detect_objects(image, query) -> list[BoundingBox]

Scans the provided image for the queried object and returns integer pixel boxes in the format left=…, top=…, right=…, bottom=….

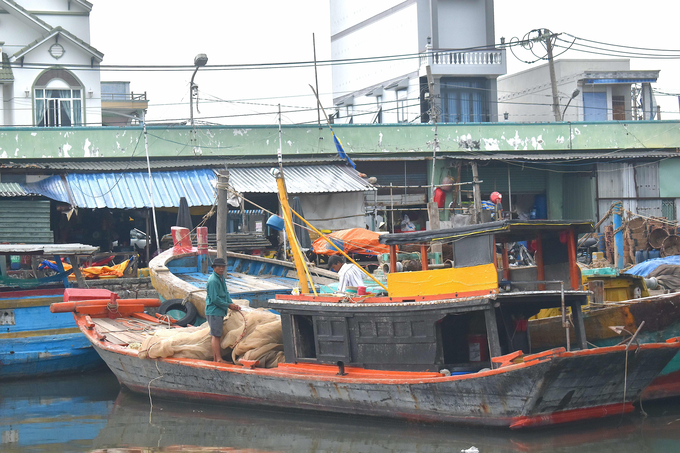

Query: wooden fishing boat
left=0, top=243, right=108, bottom=379
left=529, top=291, right=680, bottom=400
left=149, top=226, right=337, bottom=315
left=59, top=217, right=680, bottom=429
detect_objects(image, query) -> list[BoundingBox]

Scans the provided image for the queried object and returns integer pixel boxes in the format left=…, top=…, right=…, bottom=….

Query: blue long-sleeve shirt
left=204, top=271, right=233, bottom=317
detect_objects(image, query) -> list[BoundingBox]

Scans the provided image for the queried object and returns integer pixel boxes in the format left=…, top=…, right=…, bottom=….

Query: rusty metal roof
left=228, top=165, right=375, bottom=194
left=444, top=150, right=680, bottom=161
left=0, top=156, right=344, bottom=171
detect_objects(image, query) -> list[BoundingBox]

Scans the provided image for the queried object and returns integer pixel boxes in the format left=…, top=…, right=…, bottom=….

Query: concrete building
left=497, top=59, right=660, bottom=123
left=0, top=0, right=104, bottom=127
left=330, top=0, right=505, bottom=124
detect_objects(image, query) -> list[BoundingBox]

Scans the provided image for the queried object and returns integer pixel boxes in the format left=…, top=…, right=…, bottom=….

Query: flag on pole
left=330, top=126, right=355, bottom=168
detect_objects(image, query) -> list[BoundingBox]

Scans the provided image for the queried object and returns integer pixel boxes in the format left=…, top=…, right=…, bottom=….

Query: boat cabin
left=270, top=220, right=594, bottom=373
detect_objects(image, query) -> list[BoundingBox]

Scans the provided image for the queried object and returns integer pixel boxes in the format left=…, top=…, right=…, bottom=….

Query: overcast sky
left=89, top=0, right=680, bottom=124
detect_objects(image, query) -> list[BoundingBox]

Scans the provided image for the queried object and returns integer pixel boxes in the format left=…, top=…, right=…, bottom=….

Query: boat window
left=437, top=312, right=489, bottom=371
left=292, top=315, right=317, bottom=359
left=452, top=235, right=493, bottom=267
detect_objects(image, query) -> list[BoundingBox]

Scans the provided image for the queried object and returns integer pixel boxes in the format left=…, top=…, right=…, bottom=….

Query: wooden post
left=70, top=256, right=86, bottom=288
left=420, top=244, right=429, bottom=271
left=567, top=229, right=579, bottom=290
left=389, top=245, right=398, bottom=273
left=535, top=234, right=545, bottom=290
left=501, top=241, right=510, bottom=281
left=484, top=304, right=502, bottom=366
left=571, top=301, right=588, bottom=350
left=216, top=169, right=229, bottom=259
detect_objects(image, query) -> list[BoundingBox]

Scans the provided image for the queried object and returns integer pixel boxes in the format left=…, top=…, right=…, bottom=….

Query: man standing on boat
left=205, top=257, right=241, bottom=363
left=328, top=255, right=364, bottom=292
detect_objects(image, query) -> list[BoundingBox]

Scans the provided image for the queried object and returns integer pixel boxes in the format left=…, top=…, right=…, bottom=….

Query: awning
left=228, top=165, right=374, bottom=194
left=66, top=169, right=216, bottom=209
left=8, top=164, right=374, bottom=210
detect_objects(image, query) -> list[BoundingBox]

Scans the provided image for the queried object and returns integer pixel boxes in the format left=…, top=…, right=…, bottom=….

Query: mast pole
left=275, top=106, right=310, bottom=294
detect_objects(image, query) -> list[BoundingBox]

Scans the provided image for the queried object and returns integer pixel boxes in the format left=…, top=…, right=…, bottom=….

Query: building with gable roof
left=0, top=0, right=104, bottom=127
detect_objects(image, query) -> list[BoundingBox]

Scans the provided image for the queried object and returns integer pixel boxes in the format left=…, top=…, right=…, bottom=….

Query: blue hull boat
left=0, top=288, right=103, bottom=380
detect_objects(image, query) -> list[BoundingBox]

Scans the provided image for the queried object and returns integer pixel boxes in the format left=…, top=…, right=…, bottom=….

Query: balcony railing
left=101, top=92, right=147, bottom=102
left=419, top=49, right=504, bottom=67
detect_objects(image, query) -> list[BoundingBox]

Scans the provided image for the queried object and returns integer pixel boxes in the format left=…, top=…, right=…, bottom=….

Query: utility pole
left=313, top=33, right=322, bottom=130
left=471, top=162, right=482, bottom=224
left=425, top=65, right=442, bottom=264
left=216, top=168, right=229, bottom=259
left=543, top=29, right=562, bottom=122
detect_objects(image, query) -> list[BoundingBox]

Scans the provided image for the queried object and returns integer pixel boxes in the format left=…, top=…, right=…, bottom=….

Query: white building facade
left=330, top=0, right=506, bottom=124
left=0, top=0, right=103, bottom=128
left=497, top=59, right=660, bottom=123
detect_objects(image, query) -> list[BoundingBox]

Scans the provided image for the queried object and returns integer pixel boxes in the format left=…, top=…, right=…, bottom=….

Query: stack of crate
left=626, top=217, right=647, bottom=264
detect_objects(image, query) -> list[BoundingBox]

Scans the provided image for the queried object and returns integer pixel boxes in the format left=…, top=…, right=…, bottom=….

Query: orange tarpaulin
left=48, top=260, right=131, bottom=280
left=312, top=228, right=392, bottom=256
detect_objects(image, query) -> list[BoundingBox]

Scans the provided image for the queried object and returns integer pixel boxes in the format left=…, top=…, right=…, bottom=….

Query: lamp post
left=189, top=53, right=208, bottom=127
left=562, top=88, right=581, bottom=120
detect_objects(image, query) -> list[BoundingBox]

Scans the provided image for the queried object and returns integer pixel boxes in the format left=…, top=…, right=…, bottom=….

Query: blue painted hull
left=0, top=289, right=104, bottom=380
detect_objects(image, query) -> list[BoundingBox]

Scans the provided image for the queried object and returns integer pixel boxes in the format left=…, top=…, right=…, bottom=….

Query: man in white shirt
left=328, top=255, right=365, bottom=292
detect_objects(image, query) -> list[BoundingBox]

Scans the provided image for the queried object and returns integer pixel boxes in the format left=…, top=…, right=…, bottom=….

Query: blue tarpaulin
left=625, top=256, right=680, bottom=276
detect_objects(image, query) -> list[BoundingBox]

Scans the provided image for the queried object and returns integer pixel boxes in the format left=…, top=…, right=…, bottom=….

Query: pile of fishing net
left=138, top=307, right=284, bottom=368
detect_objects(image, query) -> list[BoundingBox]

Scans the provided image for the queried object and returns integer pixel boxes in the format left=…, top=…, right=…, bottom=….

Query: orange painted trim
left=51, top=299, right=160, bottom=313
left=275, top=289, right=498, bottom=304
left=510, top=403, right=634, bottom=429
left=131, top=312, right=164, bottom=323
left=76, top=304, right=145, bottom=316
left=567, top=229, right=579, bottom=290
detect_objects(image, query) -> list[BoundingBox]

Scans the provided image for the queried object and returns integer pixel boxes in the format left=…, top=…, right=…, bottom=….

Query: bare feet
left=214, top=357, right=228, bottom=363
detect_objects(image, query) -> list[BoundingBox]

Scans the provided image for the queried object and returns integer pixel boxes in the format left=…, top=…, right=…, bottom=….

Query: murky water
left=2, top=370, right=680, bottom=453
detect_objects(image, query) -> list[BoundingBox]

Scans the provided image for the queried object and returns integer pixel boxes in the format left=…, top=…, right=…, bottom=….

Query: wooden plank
left=485, top=305, right=502, bottom=366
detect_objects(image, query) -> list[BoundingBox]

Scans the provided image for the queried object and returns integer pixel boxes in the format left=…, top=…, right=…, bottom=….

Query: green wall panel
left=2, top=121, right=680, bottom=160
left=660, top=159, right=680, bottom=198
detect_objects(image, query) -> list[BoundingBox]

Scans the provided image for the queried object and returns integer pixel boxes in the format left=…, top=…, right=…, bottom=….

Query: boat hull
left=529, top=292, right=680, bottom=400
left=0, top=289, right=103, bottom=379
left=81, top=316, right=679, bottom=429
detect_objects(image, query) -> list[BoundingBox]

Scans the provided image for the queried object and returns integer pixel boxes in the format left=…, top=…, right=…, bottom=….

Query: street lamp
left=562, top=88, right=580, bottom=120
left=189, top=53, right=208, bottom=127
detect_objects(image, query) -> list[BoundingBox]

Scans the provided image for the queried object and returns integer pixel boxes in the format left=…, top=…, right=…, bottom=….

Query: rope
left=232, top=309, right=248, bottom=348
left=148, top=361, right=164, bottom=424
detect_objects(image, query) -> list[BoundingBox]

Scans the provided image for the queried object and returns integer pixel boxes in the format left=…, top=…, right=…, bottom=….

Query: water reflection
left=0, top=371, right=119, bottom=452
left=96, top=390, right=680, bottom=453
left=2, top=371, right=680, bottom=453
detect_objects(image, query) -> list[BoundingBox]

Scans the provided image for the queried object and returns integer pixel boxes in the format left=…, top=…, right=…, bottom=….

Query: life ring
left=157, top=299, right=198, bottom=327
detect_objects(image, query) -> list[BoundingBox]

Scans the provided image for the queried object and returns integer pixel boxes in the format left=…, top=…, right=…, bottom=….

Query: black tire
left=158, top=298, right=198, bottom=327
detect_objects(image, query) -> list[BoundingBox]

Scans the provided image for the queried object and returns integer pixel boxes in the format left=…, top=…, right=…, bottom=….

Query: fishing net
left=139, top=307, right=284, bottom=368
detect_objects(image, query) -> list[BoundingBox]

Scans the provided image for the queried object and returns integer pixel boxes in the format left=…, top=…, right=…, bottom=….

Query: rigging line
left=557, top=37, right=680, bottom=58
left=553, top=43, right=680, bottom=60
left=563, top=33, right=680, bottom=53
left=67, top=129, right=145, bottom=199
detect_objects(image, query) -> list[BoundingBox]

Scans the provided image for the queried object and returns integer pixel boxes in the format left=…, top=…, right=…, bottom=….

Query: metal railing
left=100, top=92, right=147, bottom=102
left=420, top=49, right=503, bottom=67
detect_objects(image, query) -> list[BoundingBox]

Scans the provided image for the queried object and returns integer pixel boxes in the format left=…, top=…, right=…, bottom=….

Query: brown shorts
left=206, top=315, right=224, bottom=337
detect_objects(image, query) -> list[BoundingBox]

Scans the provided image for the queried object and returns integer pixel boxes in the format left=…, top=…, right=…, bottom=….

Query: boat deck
left=91, top=317, right=175, bottom=346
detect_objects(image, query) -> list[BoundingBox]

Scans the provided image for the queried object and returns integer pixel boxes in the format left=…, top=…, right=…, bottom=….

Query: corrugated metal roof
left=229, top=165, right=375, bottom=194
left=67, top=169, right=217, bottom=209
left=0, top=182, right=33, bottom=197
left=0, top=156, right=344, bottom=171
left=24, top=175, right=70, bottom=203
